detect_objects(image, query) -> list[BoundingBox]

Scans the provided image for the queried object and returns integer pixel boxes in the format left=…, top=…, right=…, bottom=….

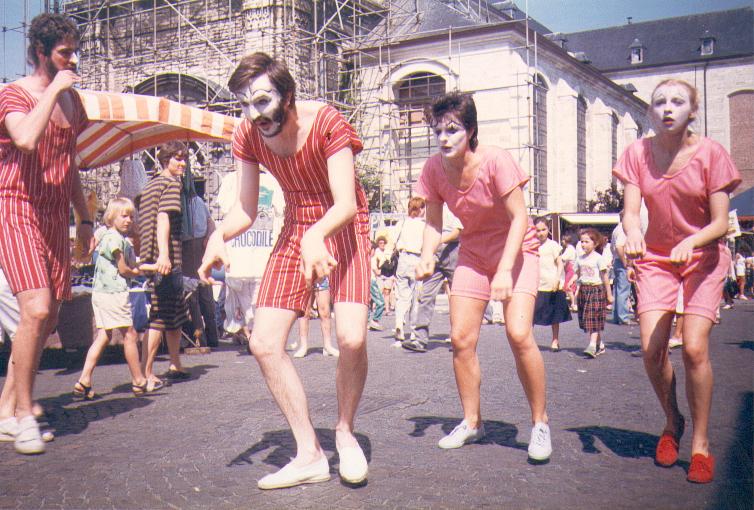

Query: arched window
left=396, top=72, right=446, bottom=126
left=532, top=75, right=548, bottom=210
left=577, top=96, right=587, bottom=211
left=394, top=72, right=446, bottom=180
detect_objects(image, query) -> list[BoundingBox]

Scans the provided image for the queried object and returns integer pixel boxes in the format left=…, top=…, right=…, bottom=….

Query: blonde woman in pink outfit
left=614, top=79, right=741, bottom=484
left=414, top=92, right=551, bottom=462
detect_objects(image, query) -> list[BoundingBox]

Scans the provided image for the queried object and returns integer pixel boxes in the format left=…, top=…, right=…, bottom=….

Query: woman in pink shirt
left=615, top=79, right=741, bottom=484
left=415, top=92, right=551, bottom=462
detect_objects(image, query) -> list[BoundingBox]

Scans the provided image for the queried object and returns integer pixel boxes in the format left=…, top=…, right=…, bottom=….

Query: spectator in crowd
left=575, top=228, right=613, bottom=358
left=393, top=197, right=426, bottom=343
left=289, top=277, right=339, bottom=358
left=611, top=213, right=634, bottom=325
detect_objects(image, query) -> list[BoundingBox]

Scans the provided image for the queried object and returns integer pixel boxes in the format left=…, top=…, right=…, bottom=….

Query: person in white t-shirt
left=532, top=218, right=571, bottom=352
left=216, top=170, right=284, bottom=343
left=393, top=196, right=426, bottom=343
left=575, top=228, right=613, bottom=358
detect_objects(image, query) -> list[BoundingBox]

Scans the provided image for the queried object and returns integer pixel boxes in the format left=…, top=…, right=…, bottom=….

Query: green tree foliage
left=357, top=164, right=393, bottom=212
left=587, top=183, right=624, bottom=212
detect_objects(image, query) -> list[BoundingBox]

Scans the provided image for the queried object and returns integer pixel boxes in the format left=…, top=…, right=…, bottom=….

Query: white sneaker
left=14, top=415, right=45, bottom=455
left=257, top=455, right=330, bottom=490
left=528, top=422, right=552, bottom=461
left=438, top=420, right=485, bottom=449
left=668, top=337, right=683, bottom=349
left=0, top=416, right=18, bottom=442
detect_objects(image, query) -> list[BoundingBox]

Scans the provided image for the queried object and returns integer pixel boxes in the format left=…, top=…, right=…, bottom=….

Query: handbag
left=380, top=219, right=405, bottom=277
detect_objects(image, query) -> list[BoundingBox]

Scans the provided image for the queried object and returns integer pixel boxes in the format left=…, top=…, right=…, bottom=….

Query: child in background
left=575, top=228, right=613, bottom=358
left=73, top=198, right=148, bottom=398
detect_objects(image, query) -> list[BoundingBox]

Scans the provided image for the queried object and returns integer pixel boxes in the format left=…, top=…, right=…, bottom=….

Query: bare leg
left=165, top=328, right=183, bottom=372
left=11, top=289, right=58, bottom=419
left=318, top=290, right=338, bottom=356
left=78, top=328, right=112, bottom=387
left=332, top=302, right=368, bottom=447
left=143, top=328, right=163, bottom=386
left=294, top=311, right=310, bottom=358
left=122, top=327, right=146, bottom=386
left=550, top=323, right=560, bottom=350
left=448, top=296, right=486, bottom=429
left=640, top=311, right=683, bottom=435
left=682, top=314, right=714, bottom=456
left=0, top=354, right=16, bottom=418
left=504, top=293, right=548, bottom=424
left=249, top=307, right=325, bottom=464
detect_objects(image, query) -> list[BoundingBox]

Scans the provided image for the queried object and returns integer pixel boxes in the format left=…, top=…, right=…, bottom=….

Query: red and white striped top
left=232, top=104, right=369, bottom=232
left=0, top=84, right=88, bottom=217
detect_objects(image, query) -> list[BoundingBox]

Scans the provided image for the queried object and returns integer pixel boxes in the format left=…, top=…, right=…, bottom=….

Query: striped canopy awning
left=75, top=89, right=240, bottom=169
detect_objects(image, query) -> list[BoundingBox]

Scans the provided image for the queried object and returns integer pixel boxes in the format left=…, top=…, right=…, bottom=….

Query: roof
left=562, top=7, right=754, bottom=72
left=362, top=0, right=552, bottom=46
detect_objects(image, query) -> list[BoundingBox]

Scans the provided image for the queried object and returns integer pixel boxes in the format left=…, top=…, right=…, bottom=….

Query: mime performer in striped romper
left=0, top=14, right=92, bottom=455
left=199, top=53, right=371, bottom=490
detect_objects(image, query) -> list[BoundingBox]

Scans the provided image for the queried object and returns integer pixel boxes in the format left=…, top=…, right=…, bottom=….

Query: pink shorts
left=451, top=250, right=539, bottom=300
left=634, top=245, right=729, bottom=322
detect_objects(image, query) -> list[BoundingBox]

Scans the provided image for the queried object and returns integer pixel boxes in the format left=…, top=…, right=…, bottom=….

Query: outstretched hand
left=198, top=231, right=229, bottom=284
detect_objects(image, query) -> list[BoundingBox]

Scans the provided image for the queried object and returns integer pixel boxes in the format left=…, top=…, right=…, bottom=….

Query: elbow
left=14, top=139, right=36, bottom=154
left=343, top=201, right=358, bottom=221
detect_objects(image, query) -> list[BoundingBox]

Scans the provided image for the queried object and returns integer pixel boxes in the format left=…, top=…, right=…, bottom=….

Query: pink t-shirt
left=613, top=137, right=741, bottom=255
left=415, top=145, right=538, bottom=274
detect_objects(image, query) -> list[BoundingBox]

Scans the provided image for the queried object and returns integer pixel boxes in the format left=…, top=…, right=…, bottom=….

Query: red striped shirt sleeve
left=320, top=105, right=363, bottom=159
left=231, top=119, right=260, bottom=164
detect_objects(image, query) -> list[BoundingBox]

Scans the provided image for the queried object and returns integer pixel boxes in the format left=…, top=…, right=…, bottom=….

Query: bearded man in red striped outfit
left=0, top=13, right=92, bottom=455
left=199, top=53, right=370, bottom=489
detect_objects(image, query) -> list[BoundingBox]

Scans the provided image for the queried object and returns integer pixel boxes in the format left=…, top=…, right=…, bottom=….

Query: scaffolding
left=5, top=0, right=545, bottom=214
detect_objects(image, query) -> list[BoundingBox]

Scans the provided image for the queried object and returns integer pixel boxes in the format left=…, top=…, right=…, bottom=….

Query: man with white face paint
left=200, top=52, right=371, bottom=489
left=0, top=13, right=91, bottom=455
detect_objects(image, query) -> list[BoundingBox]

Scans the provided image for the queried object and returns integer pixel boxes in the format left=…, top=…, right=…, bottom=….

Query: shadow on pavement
left=712, top=391, right=753, bottom=509
left=725, top=340, right=754, bottom=351
left=407, top=416, right=527, bottom=451
left=565, top=425, right=678, bottom=464
left=36, top=394, right=153, bottom=438
left=228, top=428, right=372, bottom=471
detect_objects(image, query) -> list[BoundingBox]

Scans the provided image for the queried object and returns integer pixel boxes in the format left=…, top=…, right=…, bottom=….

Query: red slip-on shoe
left=655, top=416, right=685, bottom=467
left=687, top=453, right=715, bottom=484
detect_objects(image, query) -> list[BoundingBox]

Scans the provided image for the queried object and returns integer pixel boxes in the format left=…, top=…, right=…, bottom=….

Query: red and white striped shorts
left=0, top=200, right=71, bottom=301
left=256, top=222, right=370, bottom=313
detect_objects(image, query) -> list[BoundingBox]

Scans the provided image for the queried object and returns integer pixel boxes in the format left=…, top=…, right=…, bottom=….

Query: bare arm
left=3, top=73, right=80, bottom=152
left=622, top=183, right=645, bottom=258
left=670, top=191, right=730, bottom=264
left=299, top=147, right=359, bottom=284
left=155, top=212, right=172, bottom=275
left=71, top=166, right=93, bottom=258
left=440, top=226, right=460, bottom=244
left=114, top=250, right=140, bottom=279
left=555, top=255, right=564, bottom=288
left=601, top=268, right=613, bottom=303
left=198, top=159, right=260, bottom=282
left=490, top=186, right=528, bottom=301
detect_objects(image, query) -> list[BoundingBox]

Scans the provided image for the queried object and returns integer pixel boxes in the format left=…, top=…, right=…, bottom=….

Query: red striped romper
left=232, top=104, right=371, bottom=313
left=0, top=84, right=87, bottom=301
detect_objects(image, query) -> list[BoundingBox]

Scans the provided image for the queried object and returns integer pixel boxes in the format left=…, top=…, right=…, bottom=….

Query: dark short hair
left=157, top=141, right=187, bottom=167
left=579, top=228, right=605, bottom=251
left=426, top=92, right=479, bottom=150
left=534, top=216, right=550, bottom=228
left=228, top=52, right=296, bottom=108
left=27, top=13, right=80, bottom=67
left=407, top=196, right=426, bottom=218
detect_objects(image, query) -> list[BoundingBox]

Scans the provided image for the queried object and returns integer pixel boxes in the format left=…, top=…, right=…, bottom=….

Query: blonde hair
left=650, top=79, right=700, bottom=120
left=103, top=197, right=135, bottom=227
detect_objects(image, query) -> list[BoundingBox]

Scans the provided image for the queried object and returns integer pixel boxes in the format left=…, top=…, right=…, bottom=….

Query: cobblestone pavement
left=0, top=298, right=751, bottom=509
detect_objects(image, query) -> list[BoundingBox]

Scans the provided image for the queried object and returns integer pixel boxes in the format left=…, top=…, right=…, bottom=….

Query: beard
left=255, top=102, right=288, bottom=138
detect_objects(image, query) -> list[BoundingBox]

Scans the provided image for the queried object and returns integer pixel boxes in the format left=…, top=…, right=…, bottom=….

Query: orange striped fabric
left=75, top=90, right=239, bottom=169
left=232, top=104, right=371, bottom=312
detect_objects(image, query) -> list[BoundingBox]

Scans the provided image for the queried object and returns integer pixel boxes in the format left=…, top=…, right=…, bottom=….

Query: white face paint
left=432, top=113, right=470, bottom=160
left=236, top=74, right=286, bottom=137
left=650, top=84, right=695, bottom=134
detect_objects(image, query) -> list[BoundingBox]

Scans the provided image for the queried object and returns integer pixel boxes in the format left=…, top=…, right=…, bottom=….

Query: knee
left=450, top=332, right=476, bottom=358
left=337, top=331, right=366, bottom=353
left=22, top=303, right=52, bottom=326
left=642, top=344, right=668, bottom=367
left=247, top=335, right=281, bottom=359
left=681, top=343, right=708, bottom=368
left=505, top=324, right=533, bottom=352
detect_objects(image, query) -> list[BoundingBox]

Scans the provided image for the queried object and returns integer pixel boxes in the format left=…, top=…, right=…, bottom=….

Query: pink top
left=415, top=145, right=538, bottom=273
left=613, top=137, right=741, bottom=255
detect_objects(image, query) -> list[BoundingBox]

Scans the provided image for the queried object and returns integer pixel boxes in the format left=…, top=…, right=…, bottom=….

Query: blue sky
left=1, top=0, right=751, bottom=82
